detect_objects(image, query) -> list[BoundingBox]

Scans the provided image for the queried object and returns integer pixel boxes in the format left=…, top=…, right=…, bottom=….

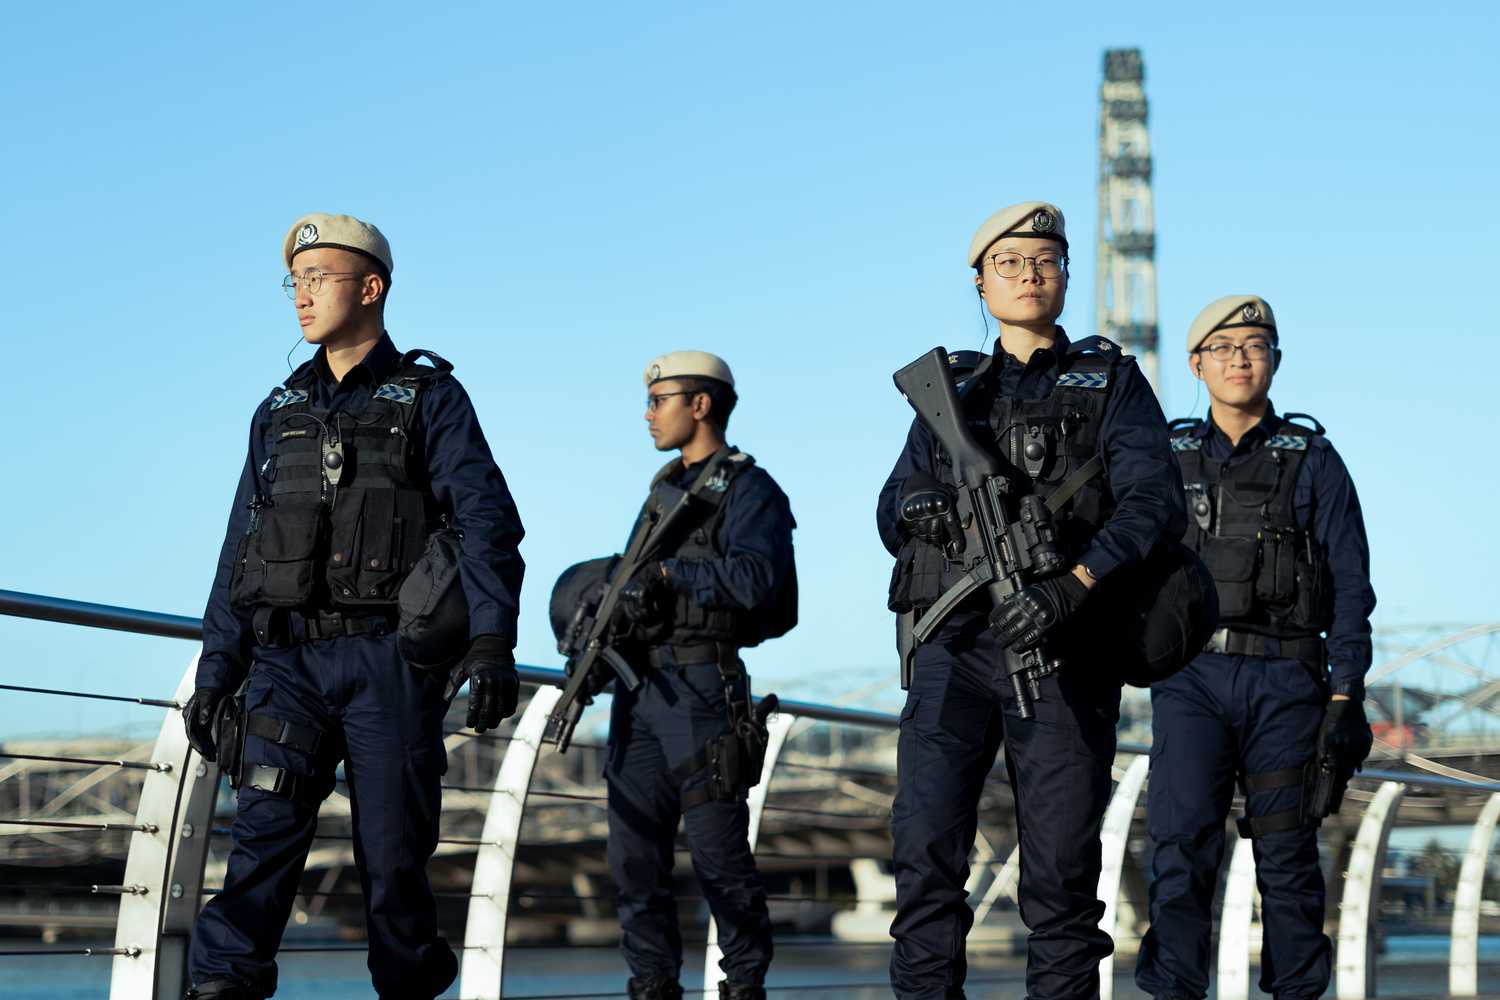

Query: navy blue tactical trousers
left=605, top=655, right=773, bottom=984
left=890, top=625, right=1120, bottom=1000
left=189, top=633, right=457, bottom=1000
left=1135, top=653, right=1330, bottom=1000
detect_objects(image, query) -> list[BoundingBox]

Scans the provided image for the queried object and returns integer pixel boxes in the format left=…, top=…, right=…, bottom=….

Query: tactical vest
left=228, top=350, right=452, bottom=614
left=642, top=451, right=797, bottom=648
left=894, top=337, right=1122, bottom=612
left=1171, top=416, right=1332, bottom=638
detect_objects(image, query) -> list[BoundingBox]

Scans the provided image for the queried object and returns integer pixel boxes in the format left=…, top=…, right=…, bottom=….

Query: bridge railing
left=3, top=587, right=1500, bottom=1000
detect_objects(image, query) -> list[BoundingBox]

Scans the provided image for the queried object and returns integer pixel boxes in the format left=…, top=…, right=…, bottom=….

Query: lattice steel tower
left=1095, top=48, right=1160, bottom=392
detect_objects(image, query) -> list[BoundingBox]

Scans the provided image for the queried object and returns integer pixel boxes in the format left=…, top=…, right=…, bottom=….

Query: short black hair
left=675, top=376, right=738, bottom=430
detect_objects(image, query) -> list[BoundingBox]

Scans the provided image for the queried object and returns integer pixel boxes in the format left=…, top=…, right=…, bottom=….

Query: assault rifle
left=545, top=449, right=735, bottom=752
left=893, top=348, right=1071, bottom=719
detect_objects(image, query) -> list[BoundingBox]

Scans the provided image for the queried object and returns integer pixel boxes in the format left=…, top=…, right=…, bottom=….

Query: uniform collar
left=312, top=332, right=402, bottom=387
left=993, top=326, right=1069, bottom=377
left=1203, top=402, right=1280, bottom=451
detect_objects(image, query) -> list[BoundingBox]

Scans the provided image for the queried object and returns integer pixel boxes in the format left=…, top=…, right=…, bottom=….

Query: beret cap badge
left=649, top=364, right=662, bottom=380
left=1031, top=210, right=1056, bottom=234
left=1241, top=302, right=1261, bottom=323
left=296, top=223, right=319, bottom=247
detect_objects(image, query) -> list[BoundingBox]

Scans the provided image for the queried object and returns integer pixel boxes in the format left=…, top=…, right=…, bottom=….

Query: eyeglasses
left=986, top=252, right=1068, bottom=280
left=1196, top=341, right=1274, bottom=362
left=646, top=390, right=699, bottom=412
left=282, top=268, right=366, bottom=300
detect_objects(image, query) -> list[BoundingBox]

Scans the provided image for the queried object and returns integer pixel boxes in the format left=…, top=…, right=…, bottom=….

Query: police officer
left=1135, top=296, right=1375, bottom=1000
left=600, top=351, right=795, bottom=1000
left=180, top=213, right=526, bottom=1000
left=878, top=202, right=1186, bottom=999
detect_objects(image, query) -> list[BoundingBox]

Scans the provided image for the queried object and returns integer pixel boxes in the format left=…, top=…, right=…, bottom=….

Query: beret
left=1187, top=295, right=1277, bottom=352
left=967, top=201, right=1067, bottom=267
left=643, top=350, right=735, bottom=389
left=283, top=212, right=394, bottom=275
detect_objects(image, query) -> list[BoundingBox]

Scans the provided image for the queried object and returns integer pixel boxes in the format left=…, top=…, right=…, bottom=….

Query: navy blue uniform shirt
left=197, top=333, right=525, bottom=691
left=658, top=454, right=795, bottom=614
left=1183, top=406, right=1375, bottom=689
left=878, top=329, right=1186, bottom=585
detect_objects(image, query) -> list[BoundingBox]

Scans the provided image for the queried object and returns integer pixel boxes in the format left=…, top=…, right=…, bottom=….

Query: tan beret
left=1186, top=295, right=1278, bottom=353
left=643, top=350, right=735, bottom=389
left=967, top=201, right=1068, bottom=267
left=283, top=212, right=394, bottom=274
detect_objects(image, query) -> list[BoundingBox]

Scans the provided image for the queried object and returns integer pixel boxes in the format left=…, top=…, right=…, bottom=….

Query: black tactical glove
left=990, top=572, right=1090, bottom=653
left=182, top=687, right=225, bottom=761
left=1319, top=693, right=1373, bottom=772
left=898, top=472, right=963, bottom=549
left=617, top=562, right=671, bottom=625
left=447, top=635, right=520, bottom=734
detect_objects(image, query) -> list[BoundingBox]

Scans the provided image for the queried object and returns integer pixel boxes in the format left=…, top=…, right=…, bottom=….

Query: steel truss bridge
left=3, top=591, right=1500, bottom=998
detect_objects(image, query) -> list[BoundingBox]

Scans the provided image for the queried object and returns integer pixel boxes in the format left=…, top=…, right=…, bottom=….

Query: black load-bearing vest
left=1170, top=416, right=1332, bottom=638
left=638, top=450, right=797, bottom=648
left=895, top=337, right=1122, bottom=612
left=228, top=350, right=453, bottom=614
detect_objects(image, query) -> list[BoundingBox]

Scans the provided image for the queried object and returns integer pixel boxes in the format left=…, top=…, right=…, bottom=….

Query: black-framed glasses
left=646, top=390, right=699, bottom=412
left=986, top=251, right=1068, bottom=279
left=1196, top=341, right=1274, bottom=362
left=282, top=268, right=366, bottom=300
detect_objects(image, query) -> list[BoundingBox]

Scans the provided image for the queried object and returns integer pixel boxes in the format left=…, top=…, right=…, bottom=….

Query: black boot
left=184, top=978, right=263, bottom=1000
left=627, top=975, right=685, bottom=1000
left=719, top=981, right=767, bottom=1000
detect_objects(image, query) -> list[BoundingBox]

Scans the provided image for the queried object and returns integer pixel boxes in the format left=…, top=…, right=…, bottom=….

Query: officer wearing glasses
left=1135, top=295, right=1375, bottom=1000
left=181, top=213, right=526, bottom=999
left=590, top=351, right=795, bottom=1000
left=878, top=202, right=1185, bottom=999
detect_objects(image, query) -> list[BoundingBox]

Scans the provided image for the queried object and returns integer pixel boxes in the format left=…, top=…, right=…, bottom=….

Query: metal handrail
left=6, top=586, right=1500, bottom=792
left=9, top=586, right=1500, bottom=999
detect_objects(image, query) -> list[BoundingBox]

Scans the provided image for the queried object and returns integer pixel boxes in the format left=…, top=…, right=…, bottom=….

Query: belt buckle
left=1203, top=628, right=1229, bottom=654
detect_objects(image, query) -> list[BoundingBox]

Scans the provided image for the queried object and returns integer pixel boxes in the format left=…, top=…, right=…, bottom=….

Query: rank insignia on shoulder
left=1171, top=436, right=1203, bottom=452
left=270, top=388, right=309, bottom=411
left=704, top=468, right=733, bottom=493
left=1266, top=433, right=1309, bottom=451
left=1056, top=371, right=1109, bottom=389
left=374, top=383, right=417, bottom=405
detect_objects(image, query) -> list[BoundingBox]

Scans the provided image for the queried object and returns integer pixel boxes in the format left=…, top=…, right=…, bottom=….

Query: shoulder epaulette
left=269, top=387, right=309, bottom=411
left=1168, top=417, right=1205, bottom=452
left=1066, top=335, right=1123, bottom=360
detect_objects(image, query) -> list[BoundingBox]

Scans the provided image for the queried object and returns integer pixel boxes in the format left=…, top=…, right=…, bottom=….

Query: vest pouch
left=1199, top=534, right=1258, bottom=618
left=328, top=489, right=405, bottom=607
left=227, top=532, right=263, bottom=611
left=1255, top=529, right=1299, bottom=606
left=1291, top=554, right=1334, bottom=632
left=241, top=504, right=321, bottom=608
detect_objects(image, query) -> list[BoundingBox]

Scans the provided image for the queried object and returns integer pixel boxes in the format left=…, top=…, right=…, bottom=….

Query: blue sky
left=2, top=2, right=1497, bottom=737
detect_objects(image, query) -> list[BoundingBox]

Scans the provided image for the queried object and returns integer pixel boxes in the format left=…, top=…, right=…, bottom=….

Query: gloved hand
left=1319, top=695, right=1373, bottom=771
left=898, top=473, right=963, bottom=549
left=447, top=635, right=520, bottom=733
left=990, top=572, right=1090, bottom=652
left=182, top=687, right=225, bottom=761
left=616, top=562, right=670, bottom=625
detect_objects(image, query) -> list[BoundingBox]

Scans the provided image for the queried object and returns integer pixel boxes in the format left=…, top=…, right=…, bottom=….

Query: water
left=5, top=937, right=1499, bottom=998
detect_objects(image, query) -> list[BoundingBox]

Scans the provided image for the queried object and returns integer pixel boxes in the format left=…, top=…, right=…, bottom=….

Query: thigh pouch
left=216, top=689, right=326, bottom=808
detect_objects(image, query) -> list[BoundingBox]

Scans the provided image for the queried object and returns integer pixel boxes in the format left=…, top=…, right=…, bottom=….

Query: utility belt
left=645, top=641, right=737, bottom=673
left=251, top=607, right=398, bottom=648
left=1203, top=627, right=1325, bottom=666
left=213, top=681, right=325, bottom=808
left=651, top=641, right=779, bottom=811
